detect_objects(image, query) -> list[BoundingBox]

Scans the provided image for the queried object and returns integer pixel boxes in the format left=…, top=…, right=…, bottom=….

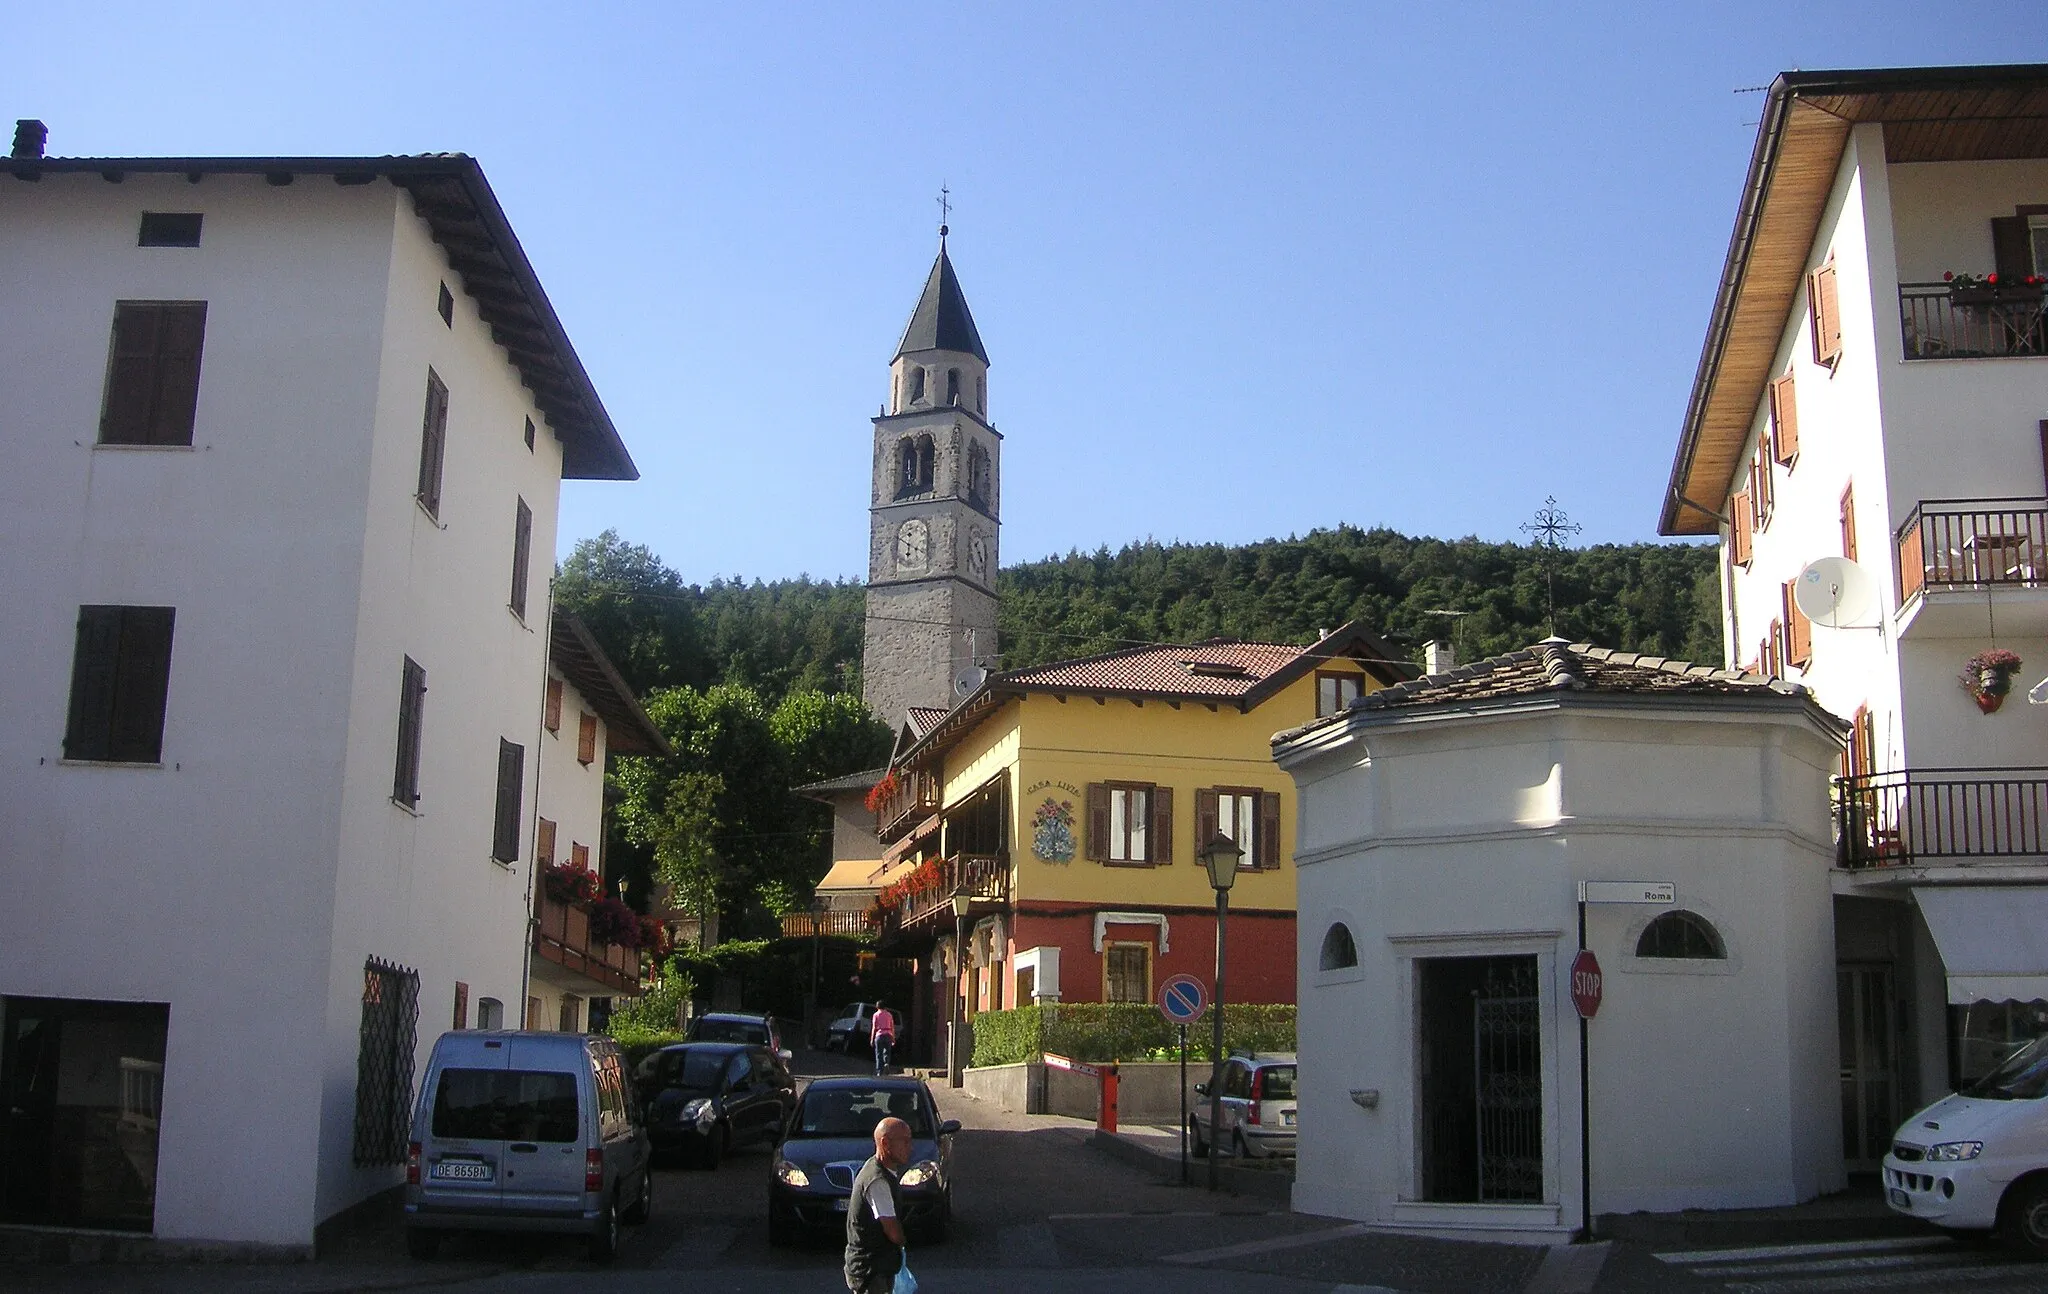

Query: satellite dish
left=2029, top=675, right=2048, bottom=706
left=1793, top=557, right=1878, bottom=629
left=954, top=666, right=987, bottom=698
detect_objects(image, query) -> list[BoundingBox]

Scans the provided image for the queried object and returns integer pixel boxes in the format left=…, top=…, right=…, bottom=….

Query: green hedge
left=606, top=1024, right=686, bottom=1074
left=969, top=1003, right=1295, bottom=1067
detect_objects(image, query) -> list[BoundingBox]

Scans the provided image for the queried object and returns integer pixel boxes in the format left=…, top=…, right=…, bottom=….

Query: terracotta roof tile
left=999, top=639, right=1311, bottom=699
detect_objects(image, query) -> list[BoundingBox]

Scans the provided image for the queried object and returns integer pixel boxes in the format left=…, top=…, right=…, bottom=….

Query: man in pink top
left=869, top=1002, right=897, bottom=1075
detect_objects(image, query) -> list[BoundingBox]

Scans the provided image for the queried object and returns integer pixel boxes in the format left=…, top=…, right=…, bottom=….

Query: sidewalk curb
left=1086, top=1129, right=1294, bottom=1204
left=1596, top=1206, right=1929, bottom=1248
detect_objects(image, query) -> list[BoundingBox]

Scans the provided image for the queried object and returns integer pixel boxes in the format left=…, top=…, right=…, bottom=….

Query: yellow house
left=859, top=623, right=1408, bottom=1063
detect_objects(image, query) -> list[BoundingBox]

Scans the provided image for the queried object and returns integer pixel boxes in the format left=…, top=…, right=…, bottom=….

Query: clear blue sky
left=13, top=4, right=2033, bottom=581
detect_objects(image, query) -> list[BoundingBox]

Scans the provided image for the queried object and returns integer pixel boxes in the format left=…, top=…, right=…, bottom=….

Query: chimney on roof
left=1423, top=640, right=1457, bottom=675
left=12, top=119, right=46, bottom=161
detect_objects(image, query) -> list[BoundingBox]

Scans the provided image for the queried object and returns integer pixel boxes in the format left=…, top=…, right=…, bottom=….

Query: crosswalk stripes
left=1652, top=1233, right=2046, bottom=1292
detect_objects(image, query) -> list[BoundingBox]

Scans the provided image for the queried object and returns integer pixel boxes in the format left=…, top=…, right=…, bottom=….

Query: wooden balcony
left=777, top=909, right=876, bottom=939
left=875, top=767, right=941, bottom=842
left=1900, top=282, right=2048, bottom=360
left=876, top=853, right=1008, bottom=944
left=1837, top=768, right=2048, bottom=868
left=533, top=894, right=642, bottom=995
left=1896, top=498, right=2048, bottom=604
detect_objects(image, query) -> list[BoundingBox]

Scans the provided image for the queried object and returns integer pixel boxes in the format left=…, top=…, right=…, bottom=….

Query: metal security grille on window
left=353, top=958, right=419, bottom=1166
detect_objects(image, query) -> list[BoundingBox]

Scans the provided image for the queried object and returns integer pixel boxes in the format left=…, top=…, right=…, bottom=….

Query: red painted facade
left=1008, top=902, right=1297, bottom=1005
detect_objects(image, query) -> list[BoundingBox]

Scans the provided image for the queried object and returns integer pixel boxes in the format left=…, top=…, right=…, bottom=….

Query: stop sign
left=1570, top=949, right=1603, bottom=1019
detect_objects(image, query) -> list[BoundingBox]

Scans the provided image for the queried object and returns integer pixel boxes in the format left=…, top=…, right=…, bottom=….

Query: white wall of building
left=1282, top=701, right=1845, bottom=1235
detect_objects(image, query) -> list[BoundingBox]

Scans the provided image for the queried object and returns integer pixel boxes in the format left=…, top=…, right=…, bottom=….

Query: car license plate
left=1888, top=1188, right=1911, bottom=1208
left=833, top=1197, right=850, bottom=1212
left=432, top=1159, right=493, bottom=1182
left=1282, top=1110, right=1296, bottom=1125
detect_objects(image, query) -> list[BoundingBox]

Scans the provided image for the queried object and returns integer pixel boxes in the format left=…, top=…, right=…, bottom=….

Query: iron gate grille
left=1474, top=989, right=1542, bottom=1202
left=352, top=957, right=420, bottom=1166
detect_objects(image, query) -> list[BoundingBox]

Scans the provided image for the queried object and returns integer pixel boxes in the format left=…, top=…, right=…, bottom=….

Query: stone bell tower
left=861, top=229, right=1000, bottom=727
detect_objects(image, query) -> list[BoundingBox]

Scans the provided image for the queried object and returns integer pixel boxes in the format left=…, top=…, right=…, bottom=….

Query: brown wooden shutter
left=1766, top=620, right=1784, bottom=678
left=1150, top=786, right=1173, bottom=864
left=394, top=657, right=426, bottom=804
left=1258, top=791, right=1282, bottom=869
left=63, top=606, right=124, bottom=759
left=1809, top=262, right=1842, bottom=365
left=1993, top=216, right=2032, bottom=281
left=537, top=817, right=557, bottom=866
left=1840, top=483, right=1858, bottom=560
left=577, top=712, right=598, bottom=765
left=511, top=497, right=533, bottom=618
left=1731, top=489, right=1753, bottom=566
left=150, top=303, right=206, bottom=446
left=544, top=678, right=563, bottom=732
left=1769, top=373, right=1799, bottom=465
left=492, top=739, right=524, bottom=863
left=1085, top=783, right=1109, bottom=861
left=417, top=370, right=448, bottom=515
left=1195, top=788, right=1219, bottom=853
left=100, top=305, right=160, bottom=445
left=1783, top=581, right=1812, bottom=669
left=570, top=841, right=590, bottom=871
left=452, top=982, right=469, bottom=1030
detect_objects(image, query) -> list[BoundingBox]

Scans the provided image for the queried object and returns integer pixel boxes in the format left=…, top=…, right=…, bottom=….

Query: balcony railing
left=877, top=853, right=1008, bottom=943
left=1836, top=768, right=2048, bottom=868
left=533, top=894, right=642, bottom=995
left=778, top=908, right=875, bottom=939
left=1900, top=282, right=2048, bottom=360
left=875, top=767, right=942, bottom=842
left=1896, top=498, right=2048, bottom=603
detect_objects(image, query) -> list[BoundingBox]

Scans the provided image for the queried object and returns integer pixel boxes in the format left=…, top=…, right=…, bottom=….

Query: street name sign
left=1159, top=974, right=1208, bottom=1024
left=1570, top=950, right=1603, bottom=1019
left=1578, top=881, right=1676, bottom=904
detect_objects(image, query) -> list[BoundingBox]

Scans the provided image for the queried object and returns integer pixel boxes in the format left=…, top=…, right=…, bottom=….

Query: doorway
left=1418, top=955, right=1542, bottom=1203
left=0, top=997, right=170, bottom=1231
left=1838, top=964, right=1898, bottom=1170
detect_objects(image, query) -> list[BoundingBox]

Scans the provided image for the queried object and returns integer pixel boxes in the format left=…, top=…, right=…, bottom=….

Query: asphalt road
left=6, top=1048, right=2047, bottom=1293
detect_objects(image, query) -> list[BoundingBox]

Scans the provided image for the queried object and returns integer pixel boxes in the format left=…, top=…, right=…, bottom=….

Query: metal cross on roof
left=1520, top=496, right=1582, bottom=636
left=937, top=184, right=952, bottom=239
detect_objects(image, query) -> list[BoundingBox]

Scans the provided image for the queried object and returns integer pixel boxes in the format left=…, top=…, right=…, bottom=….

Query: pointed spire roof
left=893, top=243, right=988, bottom=364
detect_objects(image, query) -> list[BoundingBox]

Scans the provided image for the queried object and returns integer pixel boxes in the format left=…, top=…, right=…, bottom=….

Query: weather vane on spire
left=937, top=183, right=951, bottom=241
left=1520, top=496, right=1583, bottom=637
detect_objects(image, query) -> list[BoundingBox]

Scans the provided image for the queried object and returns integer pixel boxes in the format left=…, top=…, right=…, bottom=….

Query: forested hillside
left=558, top=525, right=1723, bottom=703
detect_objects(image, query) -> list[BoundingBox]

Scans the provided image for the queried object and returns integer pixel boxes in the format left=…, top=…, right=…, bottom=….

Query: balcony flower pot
left=1944, top=272, right=2047, bottom=314
left=1961, top=648, right=2023, bottom=713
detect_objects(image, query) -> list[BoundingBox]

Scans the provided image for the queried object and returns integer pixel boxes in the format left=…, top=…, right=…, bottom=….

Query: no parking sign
left=1158, top=973, right=1207, bottom=1025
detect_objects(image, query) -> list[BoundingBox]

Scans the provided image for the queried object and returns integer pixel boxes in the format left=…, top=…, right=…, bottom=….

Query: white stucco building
left=1273, top=642, right=1848, bottom=1241
left=0, top=126, right=641, bottom=1251
left=1659, top=66, right=2048, bottom=1171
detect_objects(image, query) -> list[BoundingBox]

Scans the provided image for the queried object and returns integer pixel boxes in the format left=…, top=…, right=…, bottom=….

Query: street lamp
left=950, top=888, right=973, bottom=1089
left=1197, top=831, right=1243, bottom=1191
left=808, top=895, right=827, bottom=1047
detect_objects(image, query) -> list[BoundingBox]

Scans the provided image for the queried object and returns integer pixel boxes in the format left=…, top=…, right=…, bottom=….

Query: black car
left=686, top=1012, right=791, bottom=1061
left=636, top=1042, right=797, bottom=1169
left=767, top=1076, right=958, bottom=1246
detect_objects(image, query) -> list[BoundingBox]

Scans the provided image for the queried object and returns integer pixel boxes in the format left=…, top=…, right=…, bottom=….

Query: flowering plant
left=1944, top=270, right=2047, bottom=293
left=542, top=859, right=604, bottom=905
left=872, top=857, right=946, bottom=916
left=864, top=769, right=901, bottom=815
left=587, top=896, right=642, bottom=948
left=1961, top=648, right=2024, bottom=713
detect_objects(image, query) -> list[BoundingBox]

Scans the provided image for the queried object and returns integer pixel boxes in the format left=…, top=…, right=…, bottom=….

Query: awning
left=816, top=858, right=889, bottom=894
left=1913, top=887, right=2048, bottom=1004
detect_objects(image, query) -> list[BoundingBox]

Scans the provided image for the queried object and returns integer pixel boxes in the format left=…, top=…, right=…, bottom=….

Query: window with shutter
left=137, top=212, right=202, bottom=247
left=492, top=739, right=524, bottom=863
left=1092, top=782, right=1156, bottom=864
left=1764, top=621, right=1784, bottom=679
left=63, top=605, right=176, bottom=763
left=1259, top=790, right=1282, bottom=869
left=1782, top=581, right=1812, bottom=670
left=1809, top=261, right=1842, bottom=366
left=1085, top=783, right=1110, bottom=861
left=1840, top=483, right=1858, bottom=560
left=524, top=416, right=536, bottom=452
left=1730, top=490, right=1753, bottom=567
left=1210, top=787, right=1274, bottom=871
left=1751, top=445, right=1774, bottom=531
left=1769, top=373, right=1799, bottom=466
left=452, top=981, right=469, bottom=1030
left=437, top=282, right=455, bottom=328
left=1994, top=216, right=2034, bottom=281
left=510, top=497, right=533, bottom=619
left=393, top=657, right=427, bottom=806
left=570, top=841, right=590, bottom=872
left=416, top=370, right=449, bottom=517
left=577, top=712, right=598, bottom=765
left=1150, top=786, right=1174, bottom=863
left=537, top=817, right=557, bottom=866
left=99, top=302, right=207, bottom=446
left=544, top=678, right=563, bottom=733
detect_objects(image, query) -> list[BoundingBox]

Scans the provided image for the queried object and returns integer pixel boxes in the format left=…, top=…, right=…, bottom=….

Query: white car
left=1883, top=1033, right=2048, bottom=1255
left=1190, top=1051, right=1297, bottom=1159
left=827, top=1002, right=876, bottom=1052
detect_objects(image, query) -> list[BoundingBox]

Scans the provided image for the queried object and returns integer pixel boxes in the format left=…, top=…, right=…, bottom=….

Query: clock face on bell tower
left=862, top=237, right=1001, bottom=725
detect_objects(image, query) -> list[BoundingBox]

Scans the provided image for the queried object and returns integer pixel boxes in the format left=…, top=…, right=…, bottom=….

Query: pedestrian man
left=844, top=1115, right=910, bottom=1293
left=870, top=1000, right=897, bottom=1075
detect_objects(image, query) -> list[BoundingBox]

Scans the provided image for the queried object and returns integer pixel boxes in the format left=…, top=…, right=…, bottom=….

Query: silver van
left=403, top=1031, right=653, bottom=1263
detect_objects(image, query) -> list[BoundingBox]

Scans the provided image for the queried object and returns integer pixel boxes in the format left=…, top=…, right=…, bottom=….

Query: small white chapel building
left=1272, top=641, right=1849, bottom=1241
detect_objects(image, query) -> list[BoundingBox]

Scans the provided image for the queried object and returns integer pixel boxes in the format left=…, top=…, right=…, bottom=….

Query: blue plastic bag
left=892, top=1250, right=918, bottom=1294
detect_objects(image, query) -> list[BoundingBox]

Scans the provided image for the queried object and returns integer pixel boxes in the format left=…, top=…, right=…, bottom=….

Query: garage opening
left=1417, top=955, right=1541, bottom=1203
